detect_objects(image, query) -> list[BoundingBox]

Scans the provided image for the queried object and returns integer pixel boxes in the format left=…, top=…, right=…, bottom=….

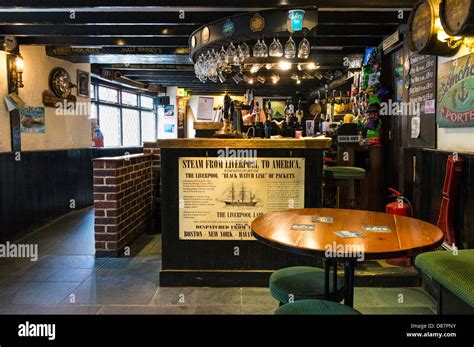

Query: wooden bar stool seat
left=324, top=166, right=366, bottom=209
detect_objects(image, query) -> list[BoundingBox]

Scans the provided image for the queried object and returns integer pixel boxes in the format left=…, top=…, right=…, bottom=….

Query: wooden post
left=6, top=52, right=21, bottom=152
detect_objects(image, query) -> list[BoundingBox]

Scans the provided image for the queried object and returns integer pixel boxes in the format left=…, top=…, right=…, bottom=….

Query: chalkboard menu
left=408, top=52, right=437, bottom=147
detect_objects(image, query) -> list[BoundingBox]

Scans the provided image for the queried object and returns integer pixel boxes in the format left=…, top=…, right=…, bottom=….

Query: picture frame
left=77, top=69, right=90, bottom=98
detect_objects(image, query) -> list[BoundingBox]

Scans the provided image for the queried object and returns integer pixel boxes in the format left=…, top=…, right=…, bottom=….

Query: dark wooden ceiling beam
left=0, top=23, right=397, bottom=36
left=0, top=10, right=410, bottom=25
left=0, top=11, right=237, bottom=24
left=94, top=64, right=195, bottom=71
left=20, top=36, right=190, bottom=46
left=45, top=46, right=192, bottom=64
left=21, top=35, right=381, bottom=47
left=0, top=0, right=418, bottom=8
left=0, top=24, right=197, bottom=36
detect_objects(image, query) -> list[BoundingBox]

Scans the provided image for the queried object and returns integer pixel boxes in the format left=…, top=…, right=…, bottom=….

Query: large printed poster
left=437, top=53, right=474, bottom=128
left=179, top=157, right=305, bottom=240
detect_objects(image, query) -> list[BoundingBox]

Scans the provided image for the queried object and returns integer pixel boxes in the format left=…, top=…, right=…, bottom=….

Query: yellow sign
left=250, top=13, right=265, bottom=32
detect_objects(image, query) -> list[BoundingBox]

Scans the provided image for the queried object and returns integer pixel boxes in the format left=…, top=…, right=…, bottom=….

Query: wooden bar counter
left=156, top=137, right=332, bottom=286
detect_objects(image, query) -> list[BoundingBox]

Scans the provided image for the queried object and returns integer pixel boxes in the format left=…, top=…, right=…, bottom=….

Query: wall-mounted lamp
left=435, top=18, right=464, bottom=48
left=11, top=54, right=24, bottom=89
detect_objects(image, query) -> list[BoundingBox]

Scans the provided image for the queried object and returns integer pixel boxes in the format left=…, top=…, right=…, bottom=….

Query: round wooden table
left=251, top=208, right=444, bottom=307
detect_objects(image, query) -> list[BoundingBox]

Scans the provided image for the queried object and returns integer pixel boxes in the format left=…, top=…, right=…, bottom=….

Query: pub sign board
left=437, top=53, right=474, bottom=127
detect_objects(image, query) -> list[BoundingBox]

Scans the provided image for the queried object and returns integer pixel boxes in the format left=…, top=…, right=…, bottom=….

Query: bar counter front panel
left=158, top=138, right=331, bottom=286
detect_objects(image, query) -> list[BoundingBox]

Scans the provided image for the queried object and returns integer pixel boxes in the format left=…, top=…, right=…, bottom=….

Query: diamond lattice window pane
left=122, top=108, right=140, bottom=146
left=99, top=105, right=121, bottom=147
left=141, top=95, right=154, bottom=109
left=122, top=91, right=138, bottom=107
left=141, top=111, right=156, bottom=143
left=99, top=86, right=119, bottom=103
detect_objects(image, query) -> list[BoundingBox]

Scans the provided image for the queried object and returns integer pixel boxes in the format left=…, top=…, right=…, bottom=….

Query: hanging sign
left=437, top=53, right=474, bottom=127
left=223, top=19, right=235, bottom=37
left=250, top=13, right=265, bottom=32
left=288, top=9, right=305, bottom=32
left=382, top=30, right=400, bottom=52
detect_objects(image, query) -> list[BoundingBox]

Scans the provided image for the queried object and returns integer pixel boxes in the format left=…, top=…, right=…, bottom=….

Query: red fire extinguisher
left=385, top=188, right=412, bottom=216
left=386, top=188, right=413, bottom=266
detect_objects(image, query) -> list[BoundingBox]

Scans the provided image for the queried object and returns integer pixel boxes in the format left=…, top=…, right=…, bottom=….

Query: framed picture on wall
left=77, top=70, right=90, bottom=97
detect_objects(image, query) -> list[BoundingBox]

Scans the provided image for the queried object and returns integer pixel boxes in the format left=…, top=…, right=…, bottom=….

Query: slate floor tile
left=151, top=287, right=242, bottom=306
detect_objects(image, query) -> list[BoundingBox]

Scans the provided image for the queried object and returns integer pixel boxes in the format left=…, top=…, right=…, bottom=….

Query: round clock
left=49, top=67, right=75, bottom=99
left=4, top=36, right=17, bottom=52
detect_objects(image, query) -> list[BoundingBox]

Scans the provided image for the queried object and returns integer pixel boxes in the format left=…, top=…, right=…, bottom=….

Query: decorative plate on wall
left=49, top=67, right=75, bottom=99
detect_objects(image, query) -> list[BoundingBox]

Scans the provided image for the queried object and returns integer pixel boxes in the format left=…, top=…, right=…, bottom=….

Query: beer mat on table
left=362, top=226, right=392, bottom=232
left=291, top=224, right=315, bottom=231
left=311, top=216, right=334, bottom=223
left=334, top=230, right=366, bottom=238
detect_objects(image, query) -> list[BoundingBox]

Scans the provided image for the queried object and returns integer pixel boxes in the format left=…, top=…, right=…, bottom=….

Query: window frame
left=91, top=79, right=157, bottom=147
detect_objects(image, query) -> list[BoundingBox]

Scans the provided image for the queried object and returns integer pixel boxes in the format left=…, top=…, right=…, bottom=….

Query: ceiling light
left=278, top=60, right=291, bottom=70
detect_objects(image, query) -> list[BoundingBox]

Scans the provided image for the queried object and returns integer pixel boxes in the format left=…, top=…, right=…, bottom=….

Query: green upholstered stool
left=415, top=250, right=474, bottom=308
left=269, top=266, right=344, bottom=305
left=323, top=166, right=366, bottom=209
left=324, top=166, right=366, bottom=180
left=275, top=299, right=360, bottom=315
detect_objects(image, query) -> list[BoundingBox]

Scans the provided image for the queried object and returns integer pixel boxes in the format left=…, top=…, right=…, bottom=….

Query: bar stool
left=324, top=166, right=366, bottom=209
left=269, top=266, right=344, bottom=305
left=275, top=299, right=360, bottom=315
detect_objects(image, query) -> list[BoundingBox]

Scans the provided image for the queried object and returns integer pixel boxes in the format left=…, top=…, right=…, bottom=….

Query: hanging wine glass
left=284, top=35, right=296, bottom=59
left=261, top=37, right=268, bottom=57
left=297, top=33, right=311, bottom=59
left=253, top=38, right=263, bottom=57
left=240, top=42, right=250, bottom=60
left=226, top=42, right=237, bottom=64
left=269, top=34, right=283, bottom=57
left=233, top=48, right=241, bottom=66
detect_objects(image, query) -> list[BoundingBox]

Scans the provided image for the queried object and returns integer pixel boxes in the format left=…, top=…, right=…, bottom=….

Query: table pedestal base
left=324, top=257, right=357, bottom=307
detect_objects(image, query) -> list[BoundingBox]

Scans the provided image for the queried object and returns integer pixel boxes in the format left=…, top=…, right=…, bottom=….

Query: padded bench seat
left=415, top=250, right=474, bottom=313
left=275, top=299, right=360, bottom=315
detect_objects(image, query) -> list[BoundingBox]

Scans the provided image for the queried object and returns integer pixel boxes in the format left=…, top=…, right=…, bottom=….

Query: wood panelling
left=160, top=147, right=324, bottom=286
left=0, top=147, right=143, bottom=241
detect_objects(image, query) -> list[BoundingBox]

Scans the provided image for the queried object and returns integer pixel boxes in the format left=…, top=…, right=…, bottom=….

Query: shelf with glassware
left=190, top=8, right=319, bottom=86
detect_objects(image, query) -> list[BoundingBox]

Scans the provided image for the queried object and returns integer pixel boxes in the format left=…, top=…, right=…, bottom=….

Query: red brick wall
left=143, top=141, right=160, bottom=166
left=93, top=153, right=153, bottom=257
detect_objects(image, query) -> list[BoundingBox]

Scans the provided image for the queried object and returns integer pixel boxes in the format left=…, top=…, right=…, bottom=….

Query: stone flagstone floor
left=0, top=208, right=437, bottom=315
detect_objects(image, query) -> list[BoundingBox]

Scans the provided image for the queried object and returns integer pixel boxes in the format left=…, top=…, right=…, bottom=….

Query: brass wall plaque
left=250, top=13, right=265, bottom=32
left=201, top=27, right=210, bottom=44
